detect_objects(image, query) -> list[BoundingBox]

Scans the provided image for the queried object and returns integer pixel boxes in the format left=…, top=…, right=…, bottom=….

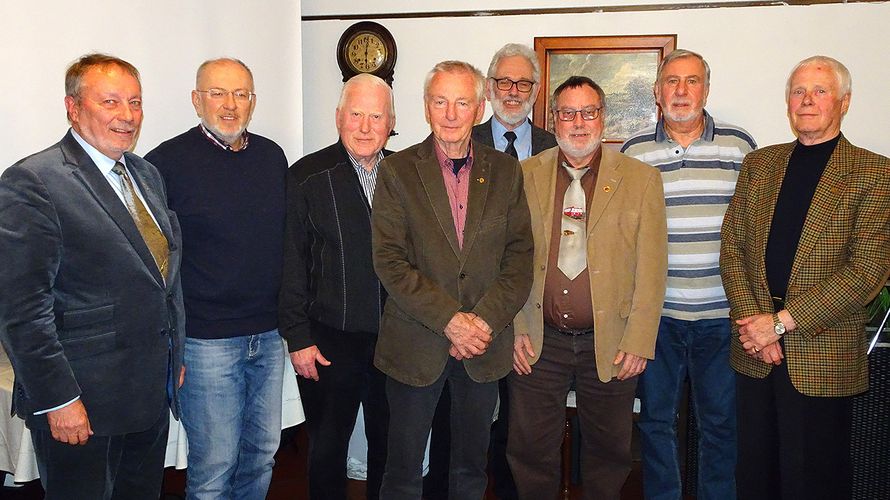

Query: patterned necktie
left=558, top=164, right=588, bottom=280
left=112, top=162, right=169, bottom=281
left=503, top=131, right=519, bottom=159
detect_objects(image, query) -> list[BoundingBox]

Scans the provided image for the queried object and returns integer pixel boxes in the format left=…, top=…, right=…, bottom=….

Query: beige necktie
left=558, top=164, right=588, bottom=280
left=112, top=162, right=169, bottom=281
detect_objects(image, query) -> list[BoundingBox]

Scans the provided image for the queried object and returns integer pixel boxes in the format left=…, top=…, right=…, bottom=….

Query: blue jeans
left=637, top=316, right=736, bottom=500
left=180, top=330, right=285, bottom=500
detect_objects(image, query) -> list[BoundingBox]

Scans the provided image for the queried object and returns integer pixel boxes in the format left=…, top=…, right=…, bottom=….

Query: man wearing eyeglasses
left=508, top=76, right=667, bottom=499
left=471, top=43, right=557, bottom=162
left=145, top=58, right=288, bottom=499
left=621, top=49, right=756, bottom=500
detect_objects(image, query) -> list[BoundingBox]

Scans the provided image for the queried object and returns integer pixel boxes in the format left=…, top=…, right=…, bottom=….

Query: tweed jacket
left=514, top=146, right=668, bottom=382
left=720, top=135, right=890, bottom=397
left=471, top=118, right=558, bottom=157
left=371, top=135, right=534, bottom=386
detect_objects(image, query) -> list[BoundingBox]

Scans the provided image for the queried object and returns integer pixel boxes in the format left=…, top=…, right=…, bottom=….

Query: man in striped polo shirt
left=621, top=49, right=756, bottom=500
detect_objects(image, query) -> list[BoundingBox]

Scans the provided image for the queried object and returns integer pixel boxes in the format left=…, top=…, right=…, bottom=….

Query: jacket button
left=459, top=273, right=466, bottom=280
left=536, top=303, right=542, bottom=309
left=539, top=265, right=545, bottom=271
left=160, top=329, right=169, bottom=336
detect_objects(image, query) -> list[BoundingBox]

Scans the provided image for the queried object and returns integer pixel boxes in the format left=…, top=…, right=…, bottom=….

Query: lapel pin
left=477, top=177, right=485, bottom=184
left=603, top=185, right=612, bottom=192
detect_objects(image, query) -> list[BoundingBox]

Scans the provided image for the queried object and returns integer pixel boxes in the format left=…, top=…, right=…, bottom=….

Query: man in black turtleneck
left=721, top=56, right=890, bottom=500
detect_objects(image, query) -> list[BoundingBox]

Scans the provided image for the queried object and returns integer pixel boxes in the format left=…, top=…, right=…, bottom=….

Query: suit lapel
left=587, top=148, right=623, bottom=233
left=533, top=150, right=558, bottom=251
left=754, top=143, right=794, bottom=293
left=415, top=138, right=461, bottom=259
left=459, top=146, right=492, bottom=263
left=62, top=134, right=165, bottom=286
left=787, top=137, right=851, bottom=288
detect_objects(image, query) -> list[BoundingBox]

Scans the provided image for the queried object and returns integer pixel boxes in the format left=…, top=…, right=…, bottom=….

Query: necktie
left=503, top=131, right=519, bottom=159
left=112, top=162, right=169, bottom=281
left=558, top=164, right=588, bottom=280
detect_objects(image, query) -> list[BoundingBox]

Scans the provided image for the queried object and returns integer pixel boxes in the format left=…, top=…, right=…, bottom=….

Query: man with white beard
left=471, top=43, right=557, bottom=161
left=508, top=76, right=667, bottom=500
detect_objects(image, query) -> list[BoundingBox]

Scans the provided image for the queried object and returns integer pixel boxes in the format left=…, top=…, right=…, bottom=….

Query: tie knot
left=564, top=164, right=588, bottom=180
left=112, top=162, right=126, bottom=177
left=504, top=131, right=517, bottom=143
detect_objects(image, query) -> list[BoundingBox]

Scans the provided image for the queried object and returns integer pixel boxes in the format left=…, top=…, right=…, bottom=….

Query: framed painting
left=533, top=35, right=676, bottom=144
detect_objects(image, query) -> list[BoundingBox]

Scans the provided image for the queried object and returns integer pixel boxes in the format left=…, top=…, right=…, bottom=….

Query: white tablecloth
left=0, top=341, right=304, bottom=483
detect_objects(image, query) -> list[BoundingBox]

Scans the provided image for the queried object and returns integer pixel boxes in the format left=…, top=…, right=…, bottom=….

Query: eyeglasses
left=195, top=88, right=255, bottom=102
left=553, top=107, right=602, bottom=122
left=491, top=77, right=535, bottom=93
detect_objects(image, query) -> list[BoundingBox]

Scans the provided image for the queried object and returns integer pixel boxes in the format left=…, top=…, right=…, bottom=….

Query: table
left=0, top=342, right=304, bottom=483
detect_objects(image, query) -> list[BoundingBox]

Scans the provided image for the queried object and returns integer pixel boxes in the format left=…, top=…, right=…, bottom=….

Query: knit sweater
left=145, top=126, right=287, bottom=338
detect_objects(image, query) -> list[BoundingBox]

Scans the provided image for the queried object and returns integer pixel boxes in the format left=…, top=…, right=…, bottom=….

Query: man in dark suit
left=0, top=54, right=184, bottom=499
left=279, top=73, right=395, bottom=500
left=372, top=60, right=533, bottom=500
left=471, top=43, right=557, bottom=161
left=721, top=55, right=890, bottom=500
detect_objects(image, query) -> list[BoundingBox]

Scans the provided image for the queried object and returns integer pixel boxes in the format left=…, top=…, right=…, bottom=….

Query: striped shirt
left=346, top=150, right=383, bottom=204
left=621, top=111, right=756, bottom=320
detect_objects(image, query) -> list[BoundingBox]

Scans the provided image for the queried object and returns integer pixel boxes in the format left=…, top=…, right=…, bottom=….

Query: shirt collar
left=557, top=146, right=602, bottom=172
left=433, top=138, right=474, bottom=174
left=199, top=124, right=250, bottom=152
left=70, top=128, right=121, bottom=175
left=345, top=148, right=384, bottom=173
left=491, top=117, right=532, bottom=157
left=654, top=109, right=715, bottom=144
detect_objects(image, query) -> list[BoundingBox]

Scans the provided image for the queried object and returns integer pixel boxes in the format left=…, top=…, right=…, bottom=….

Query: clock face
left=347, top=32, right=387, bottom=73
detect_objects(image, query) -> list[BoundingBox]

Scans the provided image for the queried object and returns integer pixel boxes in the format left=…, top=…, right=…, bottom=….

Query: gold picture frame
left=533, top=35, right=677, bottom=144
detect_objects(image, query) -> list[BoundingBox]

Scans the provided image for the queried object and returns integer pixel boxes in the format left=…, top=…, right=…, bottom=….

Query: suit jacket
left=720, top=135, right=890, bottom=397
left=279, top=141, right=390, bottom=352
left=514, top=146, right=667, bottom=382
left=0, top=131, right=185, bottom=435
left=471, top=117, right=557, bottom=157
left=371, top=135, right=534, bottom=386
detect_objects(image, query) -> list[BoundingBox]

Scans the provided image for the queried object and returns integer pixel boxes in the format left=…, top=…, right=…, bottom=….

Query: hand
left=444, top=312, right=491, bottom=359
left=290, top=345, right=331, bottom=381
left=738, top=313, right=781, bottom=353
left=512, top=334, right=536, bottom=375
left=449, top=344, right=465, bottom=361
left=755, top=341, right=784, bottom=366
left=47, top=400, right=93, bottom=445
left=471, top=315, right=493, bottom=335
left=178, top=365, right=186, bottom=388
left=613, top=351, right=647, bottom=380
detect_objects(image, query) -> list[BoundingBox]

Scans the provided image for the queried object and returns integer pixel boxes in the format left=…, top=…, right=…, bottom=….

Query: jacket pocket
left=58, top=304, right=117, bottom=360
left=60, top=304, right=114, bottom=330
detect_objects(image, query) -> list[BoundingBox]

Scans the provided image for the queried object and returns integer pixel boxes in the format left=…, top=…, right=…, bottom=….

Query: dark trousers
left=381, top=357, right=498, bottom=500
left=507, top=327, right=637, bottom=500
left=31, top=404, right=169, bottom=500
left=424, top=379, right=518, bottom=500
left=298, top=324, right=388, bottom=500
left=736, top=360, right=853, bottom=500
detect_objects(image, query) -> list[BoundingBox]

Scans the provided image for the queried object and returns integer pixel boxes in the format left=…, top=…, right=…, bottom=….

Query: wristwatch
left=773, top=313, right=786, bottom=336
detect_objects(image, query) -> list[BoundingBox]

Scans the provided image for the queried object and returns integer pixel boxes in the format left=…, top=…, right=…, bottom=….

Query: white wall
left=1, top=1, right=303, bottom=170
left=300, top=3, right=890, bottom=156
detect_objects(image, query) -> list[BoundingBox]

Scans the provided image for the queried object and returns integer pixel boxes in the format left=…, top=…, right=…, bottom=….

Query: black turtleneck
left=765, top=134, right=841, bottom=299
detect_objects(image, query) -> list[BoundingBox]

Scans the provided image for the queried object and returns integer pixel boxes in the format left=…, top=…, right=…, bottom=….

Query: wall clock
left=336, top=21, right=397, bottom=86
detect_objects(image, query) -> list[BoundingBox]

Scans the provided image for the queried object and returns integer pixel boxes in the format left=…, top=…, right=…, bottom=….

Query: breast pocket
left=58, top=304, right=117, bottom=360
